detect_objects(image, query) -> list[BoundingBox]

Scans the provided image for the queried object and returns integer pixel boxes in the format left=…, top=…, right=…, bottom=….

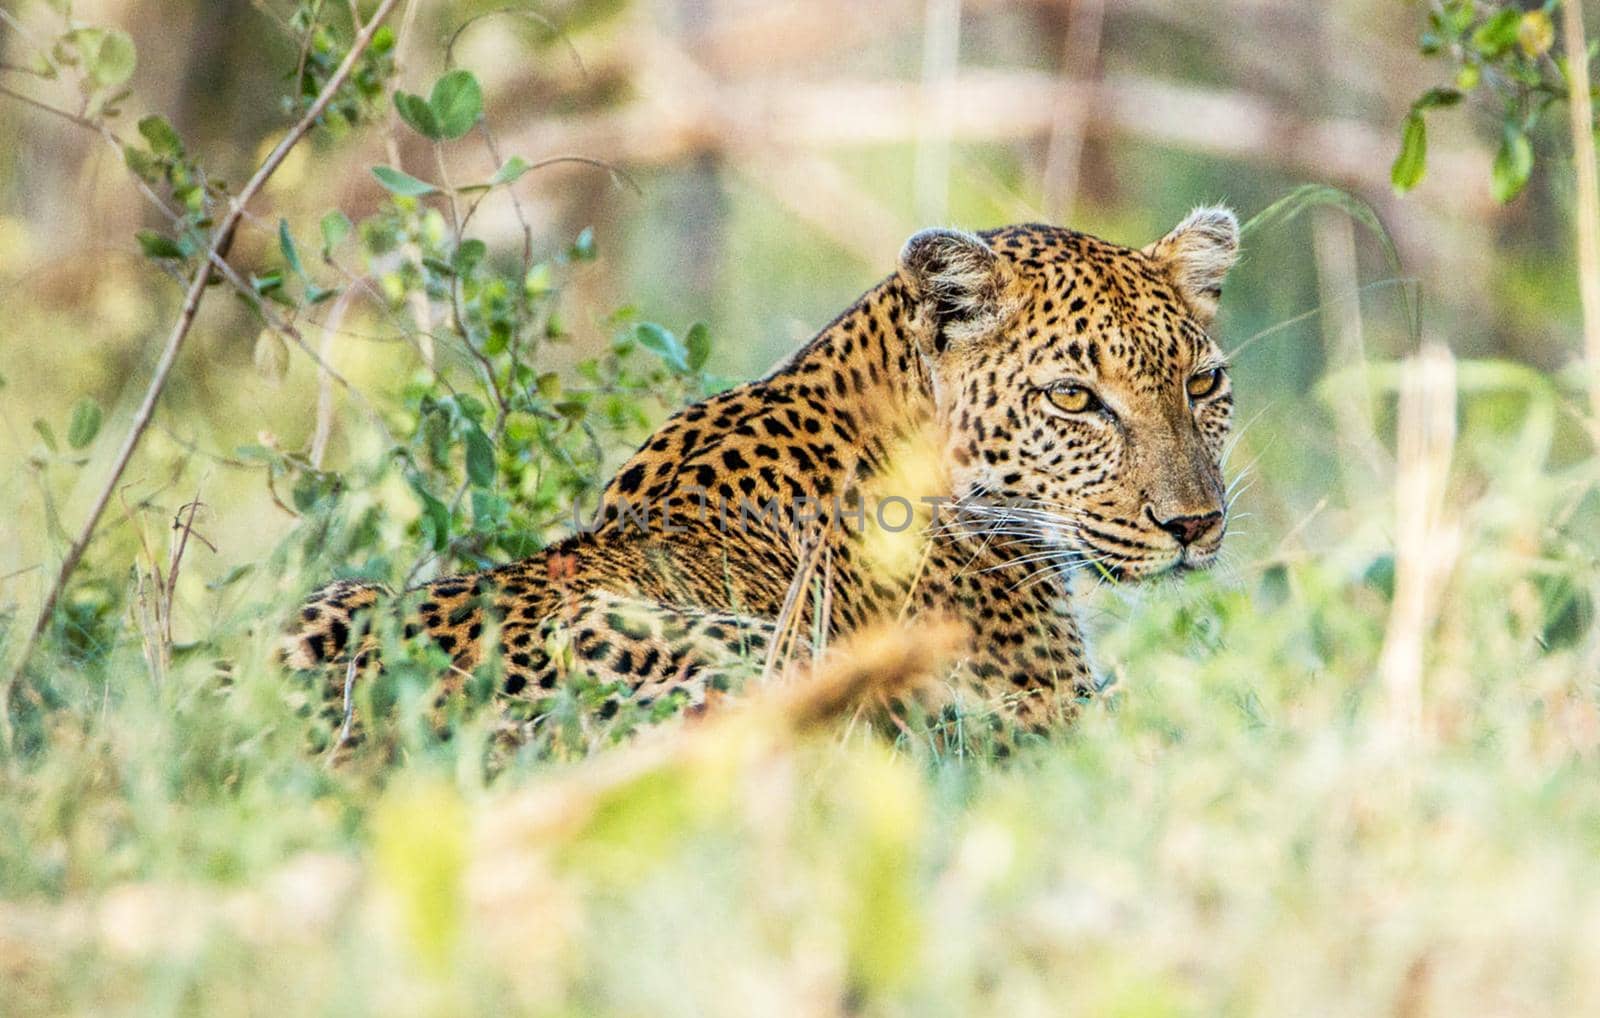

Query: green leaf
left=278, top=219, right=306, bottom=280
left=33, top=419, right=58, bottom=453
left=84, top=28, right=136, bottom=88
left=451, top=238, right=487, bottom=277
left=26, top=50, right=57, bottom=80
left=635, top=322, right=688, bottom=372
left=372, top=165, right=438, bottom=197
left=320, top=210, right=353, bottom=256
left=206, top=564, right=254, bottom=591
left=1472, top=8, right=1521, bottom=59
left=393, top=91, right=441, bottom=139
left=554, top=400, right=587, bottom=421
left=488, top=155, right=531, bottom=187
left=685, top=322, right=711, bottom=371
left=409, top=478, right=452, bottom=552
left=428, top=70, right=483, bottom=140
left=525, top=263, right=553, bottom=296
left=136, top=114, right=183, bottom=157
left=1390, top=113, right=1427, bottom=193
left=233, top=443, right=276, bottom=463
left=470, top=489, right=509, bottom=528
left=123, top=143, right=160, bottom=182
left=67, top=398, right=103, bottom=449
left=464, top=426, right=496, bottom=488
left=1491, top=128, right=1534, bottom=203
left=454, top=393, right=487, bottom=426
left=1412, top=87, right=1462, bottom=111
left=136, top=229, right=185, bottom=259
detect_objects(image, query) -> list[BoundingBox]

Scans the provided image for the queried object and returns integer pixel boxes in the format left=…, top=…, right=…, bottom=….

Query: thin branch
left=0, top=81, right=100, bottom=129
left=474, top=117, right=535, bottom=274
left=0, top=60, right=54, bottom=79
left=433, top=141, right=511, bottom=426
left=459, top=154, right=642, bottom=235
left=3, top=0, right=407, bottom=722
left=444, top=6, right=586, bottom=78
left=293, top=0, right=327, bottom=99
left=164, top=494, right=208, bottom=649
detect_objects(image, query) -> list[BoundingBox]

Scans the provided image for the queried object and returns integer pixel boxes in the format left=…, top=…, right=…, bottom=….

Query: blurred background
left=0, top=0, right=1592, bottom=626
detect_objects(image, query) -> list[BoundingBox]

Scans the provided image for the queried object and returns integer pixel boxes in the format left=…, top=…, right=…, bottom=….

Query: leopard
left=285, top=208, right=1241, bottom=735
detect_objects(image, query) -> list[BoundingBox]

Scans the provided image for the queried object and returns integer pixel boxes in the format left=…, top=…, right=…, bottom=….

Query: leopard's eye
left=1046, top=384, right=1101, bottom=415
left=1186, top=368, right=1225, bottom=400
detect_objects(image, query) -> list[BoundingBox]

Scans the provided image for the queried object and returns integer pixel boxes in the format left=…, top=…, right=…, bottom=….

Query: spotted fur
left=286, top=210, right=1241, bottom=732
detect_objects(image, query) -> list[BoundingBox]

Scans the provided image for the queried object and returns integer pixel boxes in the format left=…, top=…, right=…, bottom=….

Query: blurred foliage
left=1394, top=0, right=1594, bottom=201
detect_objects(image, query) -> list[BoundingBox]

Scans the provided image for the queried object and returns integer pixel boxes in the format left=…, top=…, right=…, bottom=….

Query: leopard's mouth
left=1073, top=527, right=1225, bottom=583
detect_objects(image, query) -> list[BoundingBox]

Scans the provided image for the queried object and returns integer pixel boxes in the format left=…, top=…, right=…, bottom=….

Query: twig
left=474, top=117, right=535, bottom=275
left=433, top=140, right=511, bottom=425
left=0, top=81, right=100, bottom=129
left=3, top=0, right=406, bottom=731
left=293, top=0, right=326, bottom=100
left=1562, top=0, right=1600, bottom=448
left=164, top=494, right=208, bottom=648
left=458, top=154, right=642, bottom=235
left=444, top=6, right=586, bottom=78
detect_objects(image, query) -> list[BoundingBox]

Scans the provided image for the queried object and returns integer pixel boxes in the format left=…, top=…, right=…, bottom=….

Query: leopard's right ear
left=1143, top=206, right=1239, bottom=324
left=900, top=228, right=1016, bottom=353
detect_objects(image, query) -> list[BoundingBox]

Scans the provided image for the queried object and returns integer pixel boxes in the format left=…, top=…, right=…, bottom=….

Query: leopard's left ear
left=900, top=228, right=1018, bottom=354
left=1144, top=206, right=1239, bottom=323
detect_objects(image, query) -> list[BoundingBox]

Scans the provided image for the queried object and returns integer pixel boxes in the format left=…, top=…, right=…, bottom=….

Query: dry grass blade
left=484, top=617, right=963, bottom=846
left=1377, top=342, right=1459, bottom=746
left=1562, top=0, right=1600, bottom=449
left=770, top=615, right=962, bottom=732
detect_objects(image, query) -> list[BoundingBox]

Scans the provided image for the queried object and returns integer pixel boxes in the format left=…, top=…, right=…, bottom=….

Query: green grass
left=3, top=348, right=1598, bottom=1017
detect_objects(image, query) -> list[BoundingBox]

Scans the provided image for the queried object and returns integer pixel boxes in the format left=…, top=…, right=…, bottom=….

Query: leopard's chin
left=1071, top=540, right=1223, bottom=583
left=1148, top=545, right=1224, bottom=580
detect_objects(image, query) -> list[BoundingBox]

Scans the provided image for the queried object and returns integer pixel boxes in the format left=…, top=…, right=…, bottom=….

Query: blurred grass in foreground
left=1, top=342, right=1597, bottom=1017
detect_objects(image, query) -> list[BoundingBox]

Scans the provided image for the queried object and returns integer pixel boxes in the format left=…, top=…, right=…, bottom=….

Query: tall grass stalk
left=1565, top=0, right=1600, bottom=446
left=1377, top=343, right=1458, bottom=746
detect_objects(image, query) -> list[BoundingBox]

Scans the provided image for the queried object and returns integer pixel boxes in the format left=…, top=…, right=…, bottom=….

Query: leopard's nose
left=1153, top=509, right=1222, bottom=547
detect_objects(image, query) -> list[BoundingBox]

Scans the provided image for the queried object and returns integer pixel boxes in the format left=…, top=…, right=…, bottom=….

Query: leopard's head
left=900, top=210, right=1239, bottom=580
